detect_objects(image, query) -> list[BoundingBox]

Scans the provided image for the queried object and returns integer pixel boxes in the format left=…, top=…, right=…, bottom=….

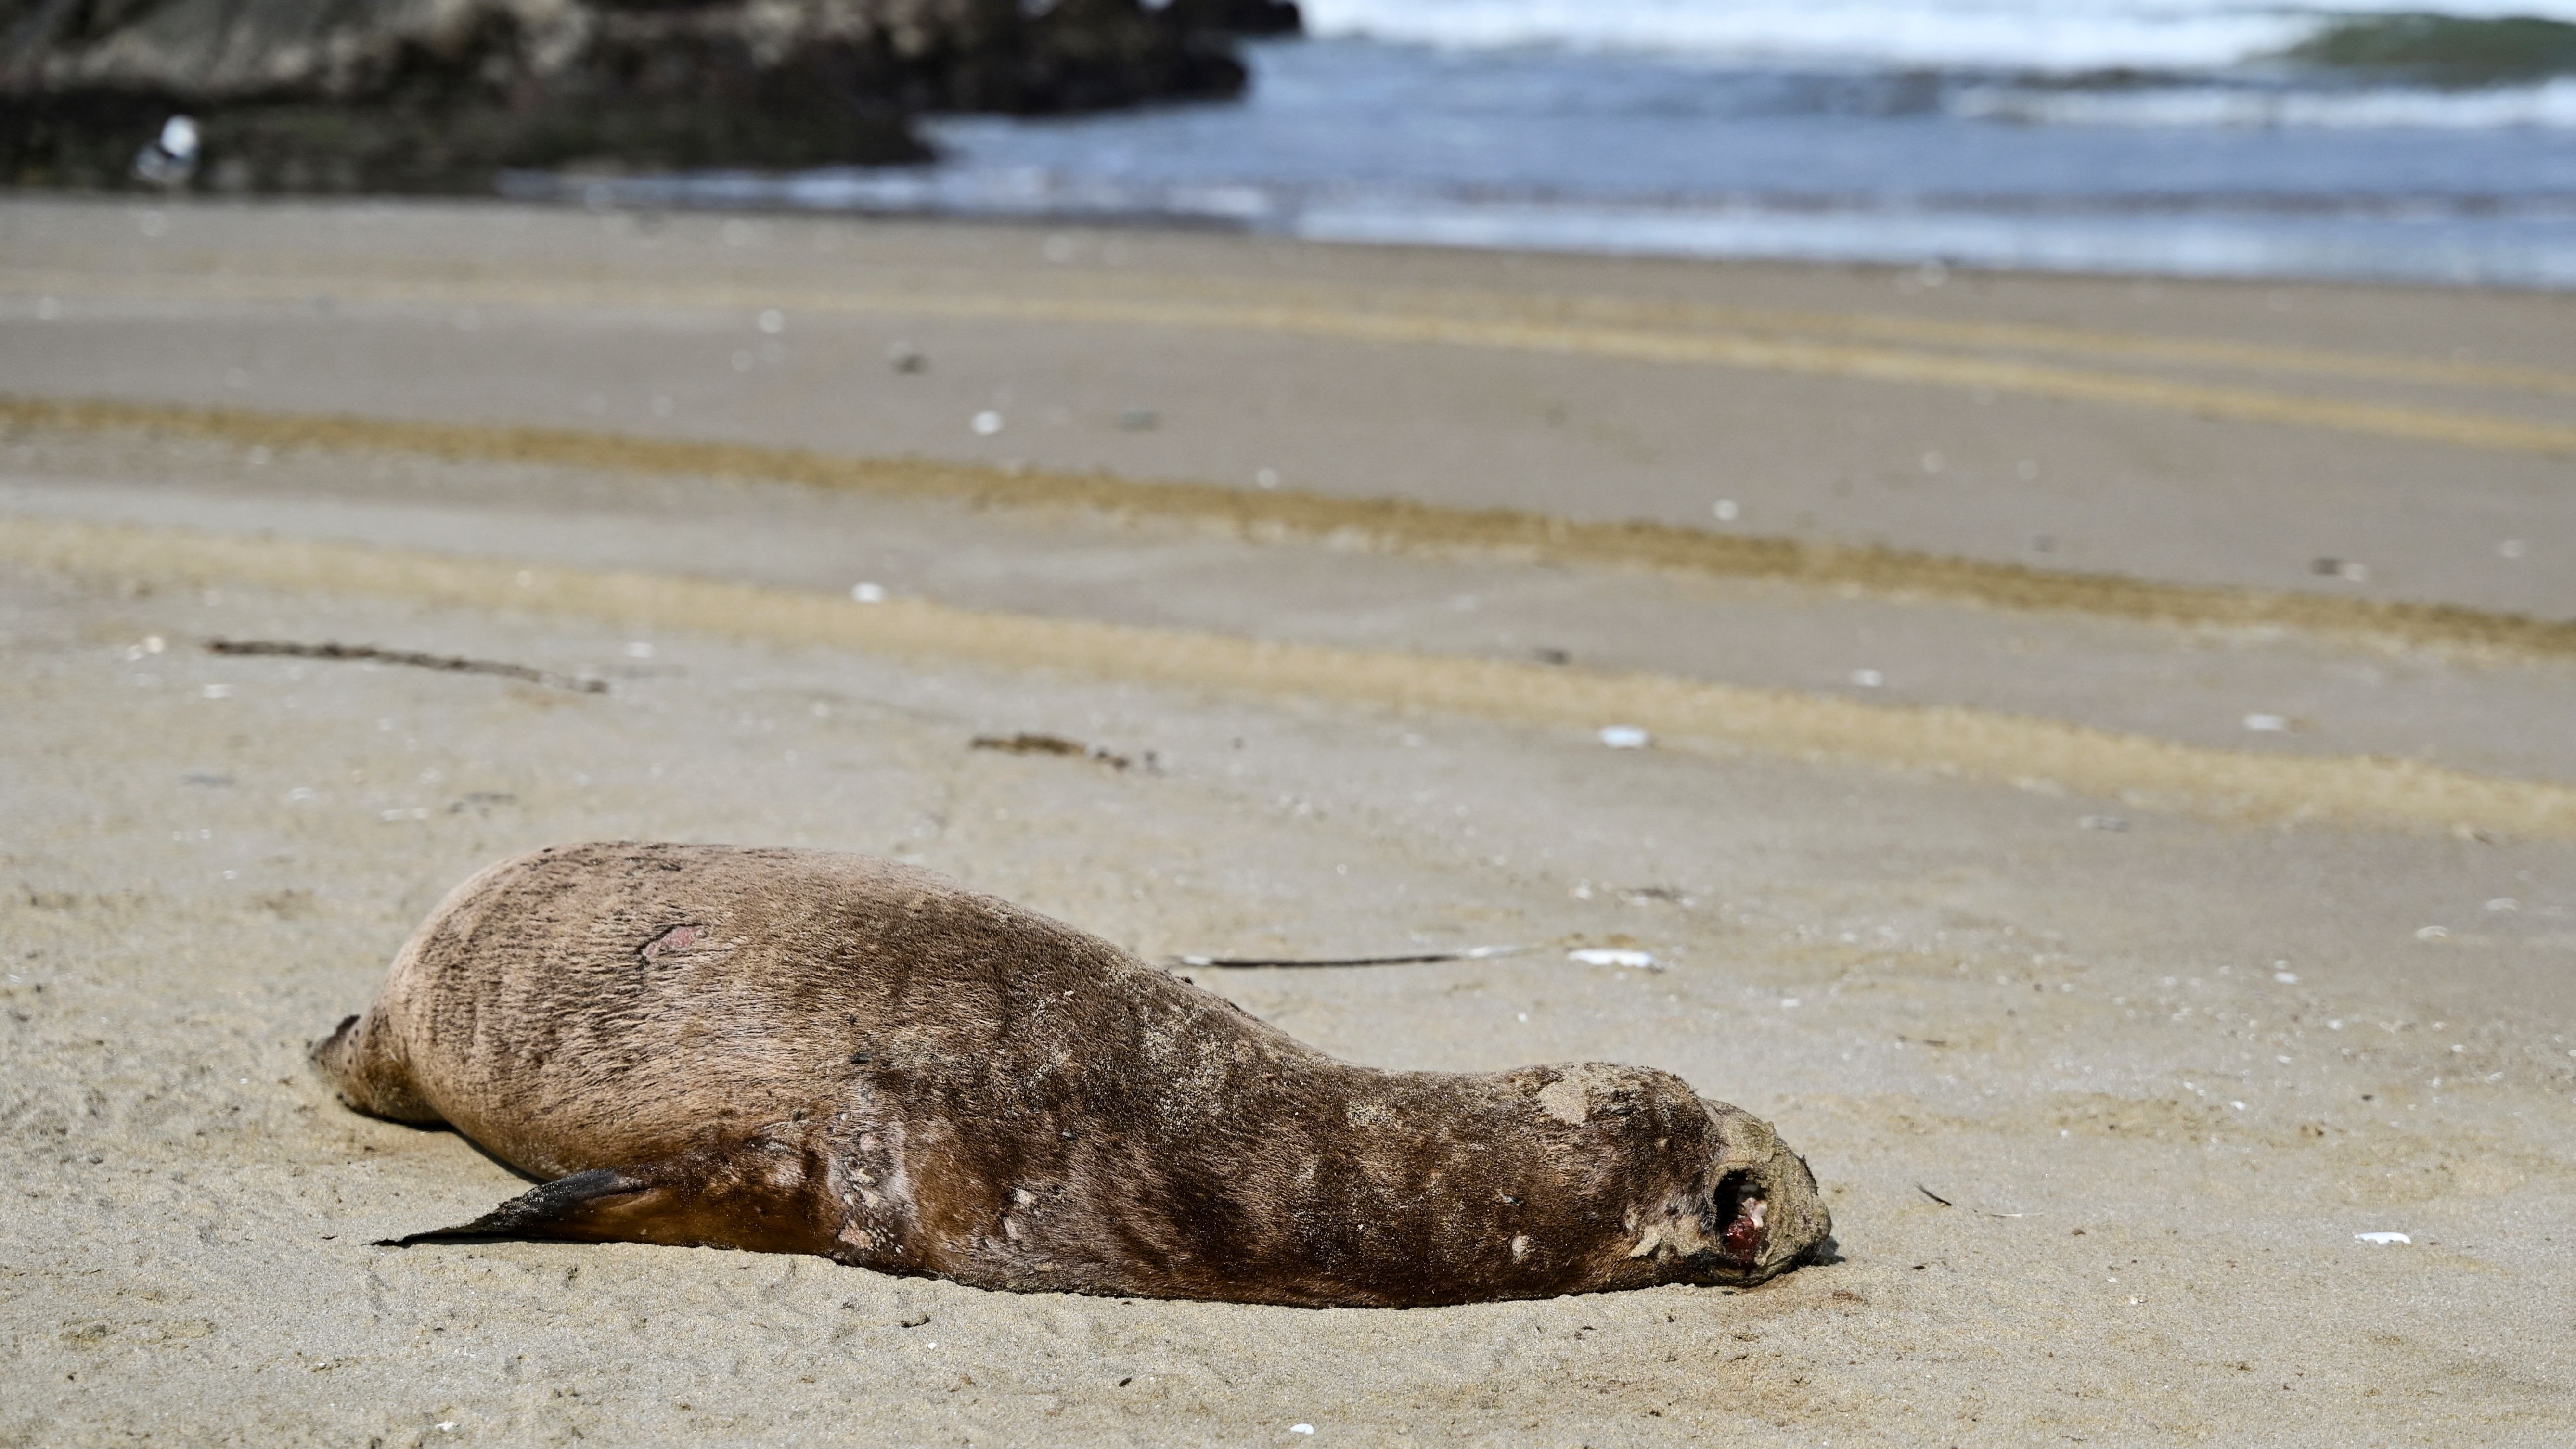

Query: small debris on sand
left=971, top=732, right=1133, bottom=770
left=1177, top=946, right=1523, bottom=969
left=2354, top=1232, right=2410, bottom=1245
left=1919, top=1183, right=2028, bottom=1218
left=1597, top=725, right=1650, bottom=749
left=1568, top=948, right=1660, bottom=970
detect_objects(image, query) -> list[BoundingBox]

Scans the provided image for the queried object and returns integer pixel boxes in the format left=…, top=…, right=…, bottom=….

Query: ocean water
left=525, top=1, right=2576, bottom=287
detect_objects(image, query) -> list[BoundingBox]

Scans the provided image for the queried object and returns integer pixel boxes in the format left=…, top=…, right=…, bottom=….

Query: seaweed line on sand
left=7, top=513, right=2575, bottom=840
left=4, top=393, right=2572, bottom=664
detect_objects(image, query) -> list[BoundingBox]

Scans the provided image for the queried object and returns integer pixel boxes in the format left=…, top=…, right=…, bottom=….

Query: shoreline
left=496, top=172, right=2576, bottom=295
left=25, top=180, right=2576, bottom=298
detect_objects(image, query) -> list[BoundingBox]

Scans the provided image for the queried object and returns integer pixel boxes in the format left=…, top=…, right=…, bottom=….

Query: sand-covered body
left=317, top=842, right=1828, bottom=1307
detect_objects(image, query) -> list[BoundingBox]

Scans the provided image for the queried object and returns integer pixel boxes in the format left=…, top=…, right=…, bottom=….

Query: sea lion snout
left=1691, top=1102, right=1832, bottom=1284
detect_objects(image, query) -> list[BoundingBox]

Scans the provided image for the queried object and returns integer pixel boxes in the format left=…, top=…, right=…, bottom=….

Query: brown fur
left=316, top=843, right=1831, bottom=1307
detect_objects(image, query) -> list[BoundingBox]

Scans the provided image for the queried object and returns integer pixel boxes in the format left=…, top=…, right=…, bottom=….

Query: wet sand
left=3, top=194, right=2573, bottom=1446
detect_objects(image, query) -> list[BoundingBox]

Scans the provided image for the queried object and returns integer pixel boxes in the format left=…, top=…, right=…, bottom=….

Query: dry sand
left=3, top=195, right=2574, bottom=1446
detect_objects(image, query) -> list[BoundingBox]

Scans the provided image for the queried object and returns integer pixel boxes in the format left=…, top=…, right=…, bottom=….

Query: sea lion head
left=1640, top=1098, right=1831, bottom=1286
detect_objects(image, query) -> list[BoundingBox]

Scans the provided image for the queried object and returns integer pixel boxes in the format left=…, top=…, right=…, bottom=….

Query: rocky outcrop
left=0, top=0, right=1298, bottom=191
left=1159, top=0, right=1301, bottom=38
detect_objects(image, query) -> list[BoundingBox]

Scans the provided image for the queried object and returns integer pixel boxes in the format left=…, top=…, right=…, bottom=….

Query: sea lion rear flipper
left=381, top=1139, right=841, bottom=1257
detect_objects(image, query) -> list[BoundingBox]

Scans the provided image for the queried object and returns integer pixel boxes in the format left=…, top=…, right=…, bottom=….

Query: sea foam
left=1955, top=75, right=2576, bottom=128
left=1299, top=0, right=2576, bottom=73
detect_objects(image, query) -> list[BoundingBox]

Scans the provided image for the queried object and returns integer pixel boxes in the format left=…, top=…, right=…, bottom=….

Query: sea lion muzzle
left=317, top=842, right=1833, bottom=1307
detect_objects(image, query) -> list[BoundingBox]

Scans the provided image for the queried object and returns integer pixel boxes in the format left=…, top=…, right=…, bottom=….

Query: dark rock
left=2282, top=14, right=2576, bottom=84
left=1159, top=0, right=1302, bottom=38
left=0, top=0, right=1282, bottom=192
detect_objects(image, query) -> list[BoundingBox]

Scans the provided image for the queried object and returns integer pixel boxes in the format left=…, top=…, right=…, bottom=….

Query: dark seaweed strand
left=206, top=639, right=608, bottom=693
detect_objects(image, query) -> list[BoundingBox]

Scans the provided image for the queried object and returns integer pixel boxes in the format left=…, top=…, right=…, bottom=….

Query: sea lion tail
left=379, top=1136, right=845, bottom=1259
left=309, top=1010, right=444, bottom=1124
left=310, top=1013, right=361, bottom=1072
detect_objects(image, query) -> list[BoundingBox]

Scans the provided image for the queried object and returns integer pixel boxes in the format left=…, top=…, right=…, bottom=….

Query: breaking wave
left=1956, top=75, right=2576, bottom=127
left=1298, top=0, right=2576, bottom=77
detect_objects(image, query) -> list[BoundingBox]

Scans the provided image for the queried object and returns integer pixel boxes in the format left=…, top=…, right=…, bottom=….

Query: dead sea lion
left=315, top=842, right=1830, bottom=1307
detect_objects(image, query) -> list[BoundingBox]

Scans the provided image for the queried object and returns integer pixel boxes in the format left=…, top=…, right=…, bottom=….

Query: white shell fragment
left=1597, top=725, right=1651, bottom=749
left=2354, top=1232, right=2410, bottom=1245
left=1568, top=948, right=1658, bottom=970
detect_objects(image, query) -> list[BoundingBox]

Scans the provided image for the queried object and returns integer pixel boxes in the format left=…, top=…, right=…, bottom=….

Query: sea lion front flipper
left=381, top=1137, right=841, bottom=1258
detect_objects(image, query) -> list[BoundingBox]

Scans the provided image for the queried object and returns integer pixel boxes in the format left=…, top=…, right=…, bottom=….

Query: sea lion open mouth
left=316, top=842, right=1834, bottom=1308
left=1712, top=1172, right=1770, bottom=1264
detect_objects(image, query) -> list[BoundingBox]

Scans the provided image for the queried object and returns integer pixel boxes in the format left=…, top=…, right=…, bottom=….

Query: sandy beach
left=3, top=193, right=2573, bottom=1445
